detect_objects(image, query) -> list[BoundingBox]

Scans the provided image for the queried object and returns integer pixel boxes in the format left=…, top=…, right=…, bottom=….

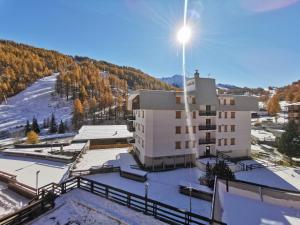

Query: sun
left=177, top=25, right=191, bottom=44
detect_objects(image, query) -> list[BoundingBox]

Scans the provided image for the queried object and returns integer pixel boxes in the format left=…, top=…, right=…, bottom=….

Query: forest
left=0, top=40, right=174, bottom=130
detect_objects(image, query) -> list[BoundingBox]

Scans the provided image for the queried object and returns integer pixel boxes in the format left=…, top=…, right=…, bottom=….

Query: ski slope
left=0, top=74, right=72, bottom=133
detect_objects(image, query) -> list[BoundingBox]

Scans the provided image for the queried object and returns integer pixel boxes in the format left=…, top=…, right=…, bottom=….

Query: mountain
left=0, top=73, right=72, bottom=134
left=160, top=75, right=183, bottom=88
left=0, top=40, right=174, bottom=103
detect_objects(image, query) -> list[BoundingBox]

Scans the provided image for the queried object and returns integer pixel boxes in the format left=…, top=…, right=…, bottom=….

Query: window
left=138, top=123, right=140, bottom=131
left=176, top=96, right=181, bottom=104
left=218, top=125, right=222, bottom=132
left=175, top=126, right=181, bottom=134
left=224, top=125, right=228, bottom=132
left=142, top=125, right=144, bottom=133
left=206, top=119, right=211, bottom=125
left=142, top=139, right=144, bottom=148
left=224, top=99, right=227, bottom=105
left=231, top=125, right=235, bottom=132
left=186, top=126, right=189, bottom=134
left=176, top=111, right=181, bottom=119
left=230, top=99, right=235, bottom=105
left=219, top=112, right=222, bottom=118
left=224, top=138, right=227, bottom=146
left=192, top=97, right=196, bottom=104
left=175, top=141, right=181, bottom=149
left=142, top=111, right=144, bottom=118
left=193, top=141, right=196, bottom=148
left=193, top=126, right=196, bottom=134
left=185, top=141, right=189, bottom=149
left=206, top=105, right=211, bottom=111
left=193, top=111, right=196, bottom=119
left=224, top=112, right=228, bottom=118
left=231, top=112, right=235, bottom=118
left=218, top=139, right=222, bottom=146
left=138, top=111, right=140, bottom=117
left=230, top=138, right=235, bottom=145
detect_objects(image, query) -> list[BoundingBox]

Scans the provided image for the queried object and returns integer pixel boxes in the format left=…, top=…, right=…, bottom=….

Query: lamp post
left=188, top=183, right=192, bottom=213
left=144, top=182, right=149, bottom=214
left=36, top=170, right=40, bottom=195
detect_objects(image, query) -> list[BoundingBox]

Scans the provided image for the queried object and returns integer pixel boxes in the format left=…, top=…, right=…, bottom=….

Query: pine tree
left=32, top=117, right=40, bottom=134
left=58, top=120, right=65, bottom=134
left=206, top=161, right=235, bottom=189
left=278, top=121, right=300, bottom=157
left=25, top=120, right=31, bottom=135
left=49, top=113, right=58, bottom=133
left=27, top=130, right=39, bottom=144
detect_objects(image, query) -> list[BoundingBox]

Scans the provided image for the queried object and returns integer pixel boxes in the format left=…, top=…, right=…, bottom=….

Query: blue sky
left=0, top=0, right=299, bottom=87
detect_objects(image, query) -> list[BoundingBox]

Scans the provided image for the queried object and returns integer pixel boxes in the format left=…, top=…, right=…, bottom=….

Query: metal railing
left=199, top=139, right=216, bottom=145
left=198, top=125, right=216, bottom=130
left=199, top=111, right=217, bottom=116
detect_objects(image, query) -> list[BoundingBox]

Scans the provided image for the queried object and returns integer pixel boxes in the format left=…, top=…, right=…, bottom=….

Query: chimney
left=194, top=69, right=200, bottom=78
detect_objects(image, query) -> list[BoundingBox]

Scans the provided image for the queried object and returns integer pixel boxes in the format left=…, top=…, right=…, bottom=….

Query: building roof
left=73, top=125, right=133, bottom=141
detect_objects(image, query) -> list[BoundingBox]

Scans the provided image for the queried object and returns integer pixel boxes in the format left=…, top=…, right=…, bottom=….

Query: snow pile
left=0, top=181, right=28, bottom=218
left=29, top=189, right=166, bottom=225
left=0, top=74, right=72, bottom=133
left=87, top=168, right=211, bottom=217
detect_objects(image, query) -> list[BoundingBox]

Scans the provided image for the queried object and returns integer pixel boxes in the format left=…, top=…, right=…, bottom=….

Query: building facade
left=287, top=102, right=300, bottom=133
left=128, top=71, right=258, bottom=169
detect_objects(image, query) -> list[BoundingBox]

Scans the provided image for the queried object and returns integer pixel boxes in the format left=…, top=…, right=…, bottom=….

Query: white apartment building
left=128, top=71, right=258, bottom=169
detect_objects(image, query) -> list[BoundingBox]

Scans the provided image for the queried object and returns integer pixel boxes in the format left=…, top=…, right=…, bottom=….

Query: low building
left=286, top=102, right=300, bottom=133
left=128, top=70, right=258, bottom=169
left=73, top=125, right=133, bottom=149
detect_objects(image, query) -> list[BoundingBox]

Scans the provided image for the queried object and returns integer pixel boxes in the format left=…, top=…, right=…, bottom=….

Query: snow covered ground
left=0, top=181, right=28, bottom=218
left=75, top=148, right=130, bottom=170
left=29, top=189, right=166, bottom=225
left=251, top=129, right=276, bottom=141
left=0, top=73, right=72, bottom=133
left=0, top=154, right=70, bottom=188
left=216, top=181, right=300, bottom=225
left=236, top=164, right=300, bottom=191
left=87, top=168, right=211, bottom=217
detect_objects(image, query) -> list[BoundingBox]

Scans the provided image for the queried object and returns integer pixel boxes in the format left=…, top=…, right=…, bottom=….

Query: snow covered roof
left=73, top=125, right=133, bottom=141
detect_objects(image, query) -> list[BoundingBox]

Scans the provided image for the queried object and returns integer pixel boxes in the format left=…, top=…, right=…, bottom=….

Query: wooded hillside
left=0, top=40, right=174, bottom=103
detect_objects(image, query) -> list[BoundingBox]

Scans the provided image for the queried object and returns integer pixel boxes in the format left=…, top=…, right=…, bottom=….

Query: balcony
left=198, top=125, right=216, bottom=130
left=199, top=139, right=216, bottom=145
left=127, top=115, right=136, bottom=121
left=199, top=111, right=216, bottom=116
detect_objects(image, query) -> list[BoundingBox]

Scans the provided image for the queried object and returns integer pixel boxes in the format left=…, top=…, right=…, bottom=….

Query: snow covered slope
left=0, top=74, right=72, bottom=134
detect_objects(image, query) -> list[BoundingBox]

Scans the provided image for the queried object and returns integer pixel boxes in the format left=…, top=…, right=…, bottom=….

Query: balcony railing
left=198, top=125, right=217, bottom=130
left=127, top=115, right=136, bottom=121
left=199, top=139, right=216, bottom=145
left=199, top=111, right=217, bottom=116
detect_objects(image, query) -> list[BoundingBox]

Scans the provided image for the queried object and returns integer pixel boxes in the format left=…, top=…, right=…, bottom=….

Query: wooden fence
left=1, top=176, right=226, bottom=225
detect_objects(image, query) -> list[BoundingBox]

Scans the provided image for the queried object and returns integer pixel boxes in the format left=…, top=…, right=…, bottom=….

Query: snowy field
left=0, top=73, right=72, bottom=133
left=0, top=181, right=28, bottom=218
left=251, top=129, right=276, bottom=141
left=75, top=148, right=130, bottom=170
left=29, top=189, right=166, bottom=225
left=236, top=163, right=300, bottom=191
left=0, top=154, right=70, bottom=188
left=87, top=168, right=211, bottom=217
left=217, top=181, right=300, bottom=225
